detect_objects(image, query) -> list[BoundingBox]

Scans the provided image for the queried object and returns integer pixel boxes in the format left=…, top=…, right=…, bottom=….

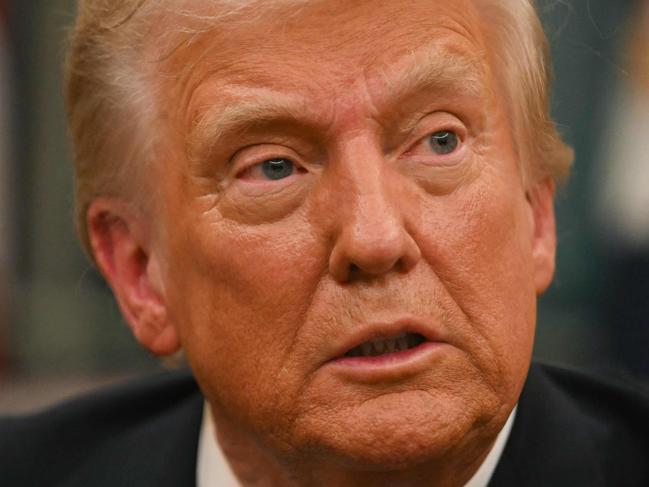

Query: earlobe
left=87, top=199, right=181, bottom=356
left=527, top=178, right=557, bottom=295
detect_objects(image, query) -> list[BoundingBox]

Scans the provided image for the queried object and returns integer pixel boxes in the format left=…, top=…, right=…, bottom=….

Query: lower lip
left=325, top=341, right=446, bottom=382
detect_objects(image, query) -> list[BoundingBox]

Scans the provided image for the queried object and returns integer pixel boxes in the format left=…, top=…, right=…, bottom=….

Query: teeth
left=372, top=339, right=385, bottom=355
left=343, top=332, right=428, bottom=358
left=408, top=334, right=417, bottom=348
left=346, top=333, right=424, bottom=358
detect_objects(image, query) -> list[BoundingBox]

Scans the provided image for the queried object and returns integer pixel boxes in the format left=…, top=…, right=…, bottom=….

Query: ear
left=86, top=198, right=181, bottom=356
left=526, top=178, right=557, bottom=295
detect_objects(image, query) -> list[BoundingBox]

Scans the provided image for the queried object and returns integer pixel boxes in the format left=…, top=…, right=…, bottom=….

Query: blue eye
left=428, top=131, right=458, bottom=155
left=261, top=159, right=294, bottom=180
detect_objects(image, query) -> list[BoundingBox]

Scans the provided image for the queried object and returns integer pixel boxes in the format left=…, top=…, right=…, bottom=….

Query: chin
left=327, top=437, right=455, bottom=472
left=291, top=389, right=500, bottom=472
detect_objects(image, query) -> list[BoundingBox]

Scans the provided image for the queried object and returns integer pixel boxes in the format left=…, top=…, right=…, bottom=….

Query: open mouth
left=344, top=332, right=427, bottom=358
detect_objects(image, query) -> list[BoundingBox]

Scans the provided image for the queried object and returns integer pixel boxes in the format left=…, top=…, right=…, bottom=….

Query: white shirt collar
left=197, top=403, right=516, bottom=487
left=463, top=406, right=516, bottom=487
left=197, top=403, right=240, bottom=487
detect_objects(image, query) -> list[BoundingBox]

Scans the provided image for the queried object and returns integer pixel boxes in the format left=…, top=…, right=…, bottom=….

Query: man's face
left=150, top=0, right=552, bottom=470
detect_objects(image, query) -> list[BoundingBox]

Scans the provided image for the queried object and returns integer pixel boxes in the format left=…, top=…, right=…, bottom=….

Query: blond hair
left=481, top=0, right=573, bottom=185
left=65, top=0, right=573, bottom=257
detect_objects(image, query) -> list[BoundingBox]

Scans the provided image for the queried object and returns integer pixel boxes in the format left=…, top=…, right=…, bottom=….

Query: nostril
left=345, top=259, right=398, bottom=282
left=348, top=263, right=361, bottom=277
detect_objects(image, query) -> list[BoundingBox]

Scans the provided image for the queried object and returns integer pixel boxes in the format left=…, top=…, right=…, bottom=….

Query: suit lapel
left=63, top=386, right=204, bottom=487
left=489, top=364, right=606, bottom=487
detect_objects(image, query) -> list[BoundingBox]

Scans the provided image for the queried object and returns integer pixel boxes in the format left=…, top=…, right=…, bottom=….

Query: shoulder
left=0, top=368, right=203, bottom=487
left=526, top=362, right=649, bottom=446
left=531, top=362, right=649, bottom=421
left=492, top=362, right=649, bottom=486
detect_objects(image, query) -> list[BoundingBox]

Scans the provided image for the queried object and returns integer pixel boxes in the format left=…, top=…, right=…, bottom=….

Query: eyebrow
left=186, top=89, right=315, bottom=162
left=373, top=48, right=485, bottom=105
left=186, top=48, right=486, bottom=162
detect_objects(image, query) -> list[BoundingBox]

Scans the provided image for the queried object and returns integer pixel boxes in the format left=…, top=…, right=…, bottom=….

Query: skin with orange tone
left=87, top=0, right=557, bottom=485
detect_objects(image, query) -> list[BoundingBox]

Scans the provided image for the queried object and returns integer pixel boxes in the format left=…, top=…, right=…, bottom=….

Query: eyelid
left=235, top=157, right=296, bottom=180
left=230, top=144, right=304, bottom=179
left=400, top=111, right=467, bottom=148
left=402, top=126, right=466, bottom=160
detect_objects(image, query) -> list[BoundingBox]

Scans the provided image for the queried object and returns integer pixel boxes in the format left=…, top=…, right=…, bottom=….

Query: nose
left=323, top=140, right=421, bottom=283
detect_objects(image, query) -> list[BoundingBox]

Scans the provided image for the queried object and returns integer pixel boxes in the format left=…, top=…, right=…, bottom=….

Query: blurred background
left=1, top=0, right=648, bottom=413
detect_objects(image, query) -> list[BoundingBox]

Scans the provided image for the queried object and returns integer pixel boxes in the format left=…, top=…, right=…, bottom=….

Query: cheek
left=415, top=167, right=536, bottom=390
left=162, top=205, right=326, bottom=423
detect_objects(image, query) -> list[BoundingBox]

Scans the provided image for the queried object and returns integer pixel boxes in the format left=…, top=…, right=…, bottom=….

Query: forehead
left=164, top=0, right=486, bottom=55
left=156, top=0, right=493, bottom=129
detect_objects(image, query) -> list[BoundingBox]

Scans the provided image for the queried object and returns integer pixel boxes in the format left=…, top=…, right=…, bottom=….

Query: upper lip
left=328, top=316, right=444, bottom=361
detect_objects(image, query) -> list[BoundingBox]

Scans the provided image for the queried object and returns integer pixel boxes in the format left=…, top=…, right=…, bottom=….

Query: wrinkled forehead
left=151, top=0, right=492, bottom=100
left=155, top=0, right=486, bottom=49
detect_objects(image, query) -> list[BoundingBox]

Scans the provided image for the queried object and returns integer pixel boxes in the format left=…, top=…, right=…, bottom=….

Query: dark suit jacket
left=1, top=363, right=648, bottom=486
